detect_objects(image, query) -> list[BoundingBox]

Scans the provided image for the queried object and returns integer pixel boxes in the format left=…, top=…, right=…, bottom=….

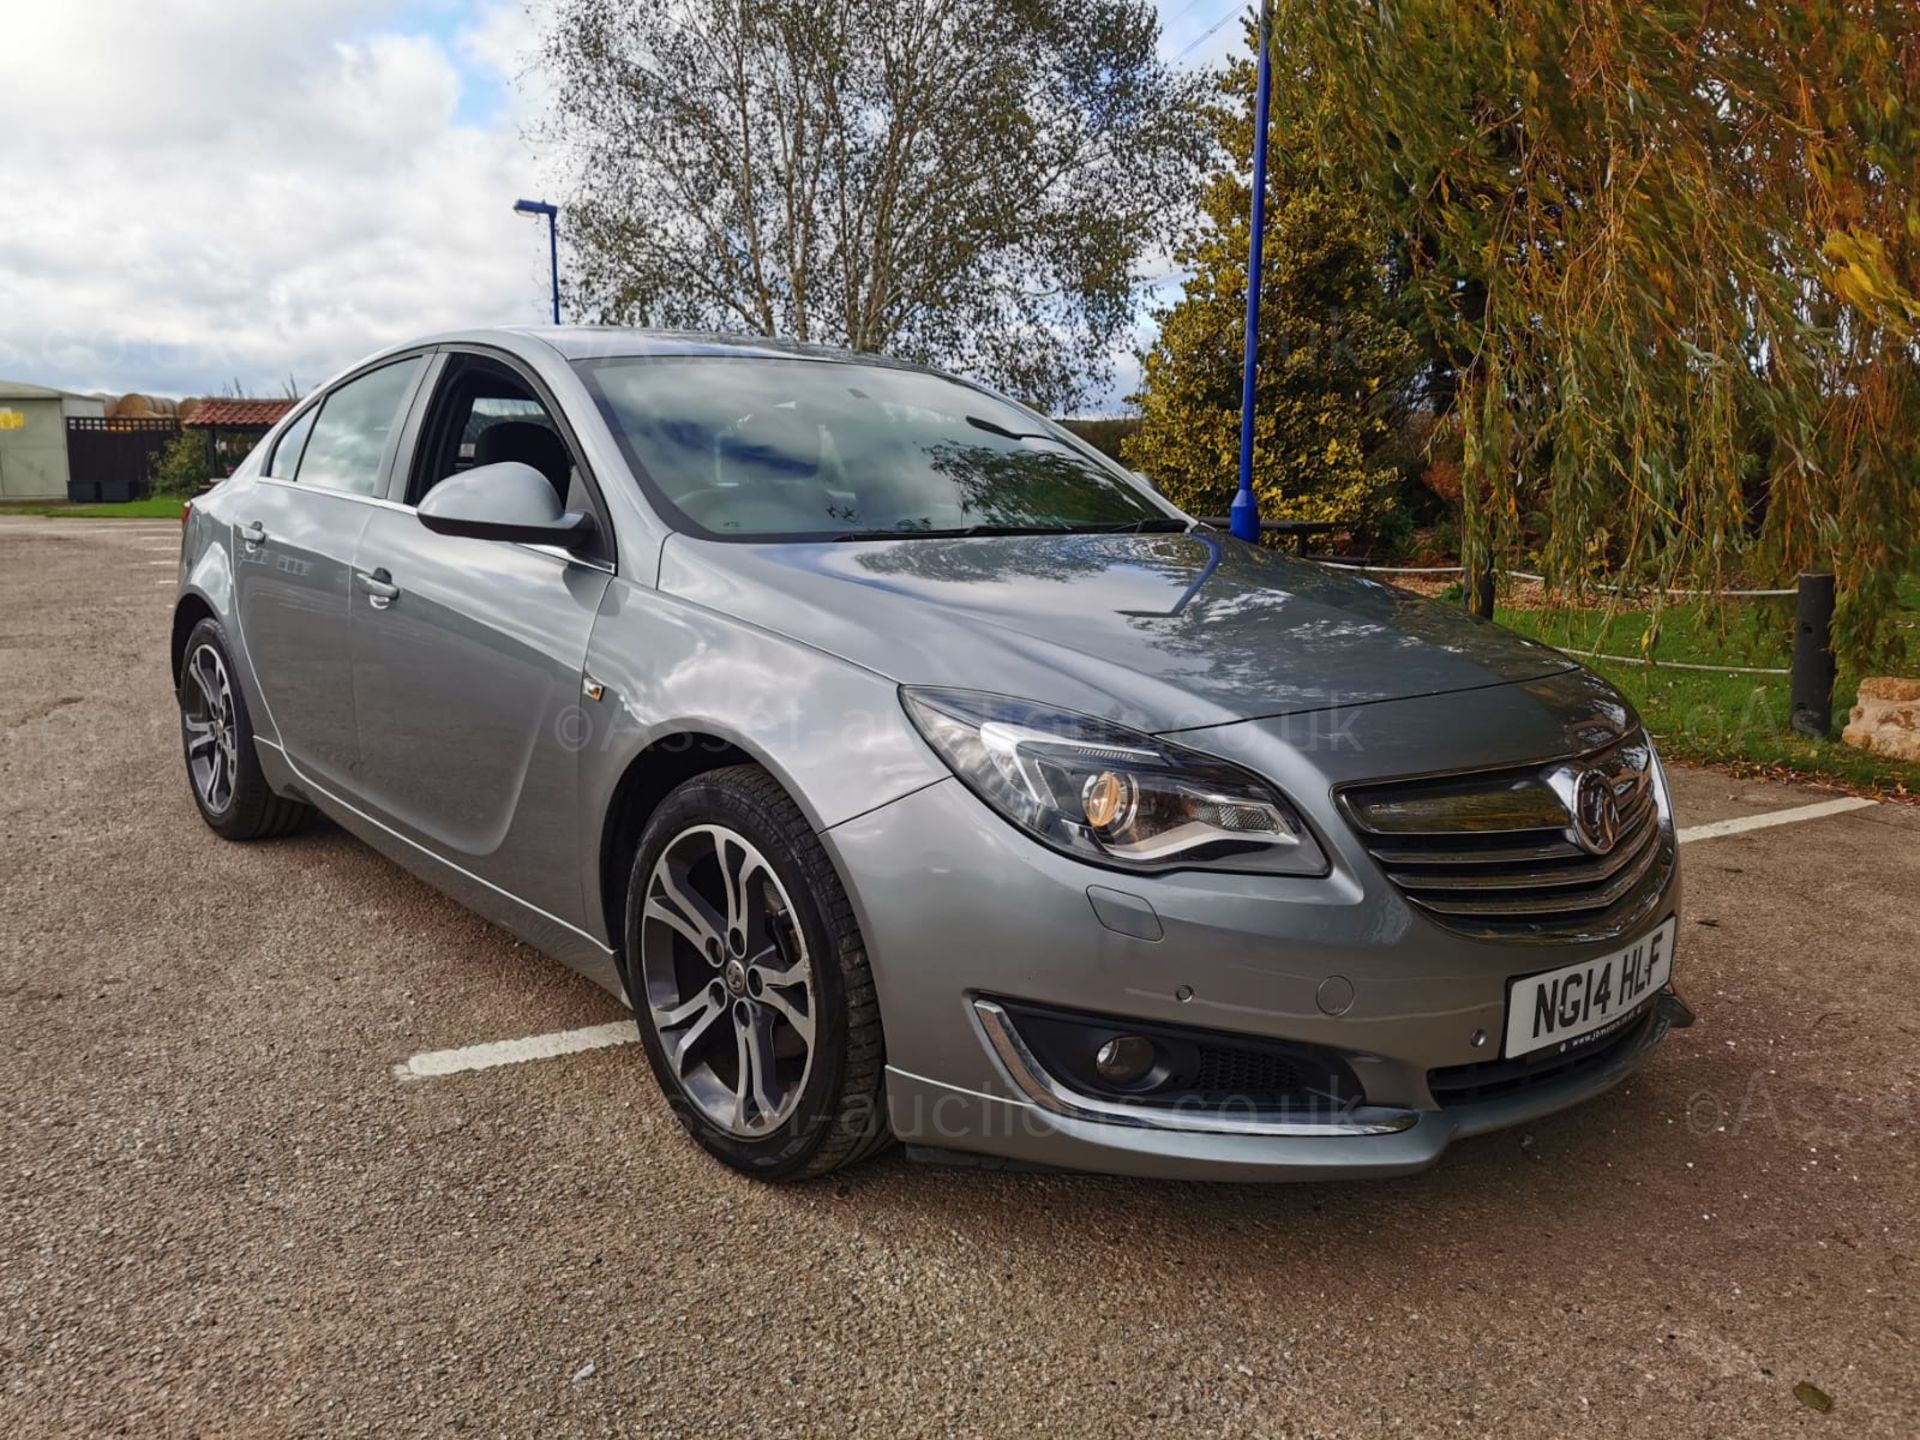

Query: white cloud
left=456, top=0, right=550, bottom=112
left=1157, top=0, right=1249, bottom=70
left=0, top=0, right=559, bottom=399
left=0, top=1, right=1220, bottom=410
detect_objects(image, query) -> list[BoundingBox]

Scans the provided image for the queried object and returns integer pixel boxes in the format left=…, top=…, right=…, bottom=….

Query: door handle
left=239, top=520, right=267, bottom=549
left=355, top=567, right=401, bottom=609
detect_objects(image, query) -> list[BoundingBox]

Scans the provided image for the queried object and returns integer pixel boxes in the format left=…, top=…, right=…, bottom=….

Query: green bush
left=148, top=430, right=211, bottom=497
left=1058, top=418, right=1142, bottom=465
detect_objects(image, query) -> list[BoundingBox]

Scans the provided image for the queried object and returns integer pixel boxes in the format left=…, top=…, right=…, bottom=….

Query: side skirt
left=254, top=738, right=628, bottom=1002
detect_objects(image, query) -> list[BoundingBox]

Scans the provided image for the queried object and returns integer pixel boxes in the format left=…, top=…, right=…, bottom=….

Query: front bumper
left=822, top=774, right=1684, bottom=1181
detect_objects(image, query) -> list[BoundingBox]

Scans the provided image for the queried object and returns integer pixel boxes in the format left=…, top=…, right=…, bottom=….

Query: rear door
left=345, top=348, right=613, bottom=925
left=232, top=355, right=426, bottom=791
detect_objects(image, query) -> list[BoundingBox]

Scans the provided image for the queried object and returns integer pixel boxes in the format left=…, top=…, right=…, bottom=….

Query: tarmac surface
left=2, top=515, right=1916, bottom=1436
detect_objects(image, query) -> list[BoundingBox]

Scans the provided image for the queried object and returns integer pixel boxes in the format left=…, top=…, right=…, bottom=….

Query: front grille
left=1339, top=731, right=1674, bottom=942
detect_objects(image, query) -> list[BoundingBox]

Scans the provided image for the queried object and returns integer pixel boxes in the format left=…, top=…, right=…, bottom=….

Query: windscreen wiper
left=825, top=523, right=1075, bottom=541
left=1088, top=517, right=1193, bottom=534
left=950, top=523, right=1076, bottom=537
left=964, top=415, right=1074, bottom=447
left=825, top=521, right=1188, bottom=542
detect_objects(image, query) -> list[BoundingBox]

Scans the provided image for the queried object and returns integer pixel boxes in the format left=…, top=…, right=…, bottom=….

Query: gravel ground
left=2, top=516, right=1915, bottom=1437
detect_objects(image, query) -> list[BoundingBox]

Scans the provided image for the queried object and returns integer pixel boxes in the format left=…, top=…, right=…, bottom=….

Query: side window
left=406, top=357, right=575, bottom=509
left=265, top=406, right=316, bottom=479
left=297, top=358, right=425, bottom=496
left=461, top=397, right=555, bottom=466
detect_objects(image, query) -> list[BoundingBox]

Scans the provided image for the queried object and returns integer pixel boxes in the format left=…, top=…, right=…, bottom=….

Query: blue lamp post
left=513, top=198, right=561, bottom=324
left=1229, top=2, right=1274, bottom=543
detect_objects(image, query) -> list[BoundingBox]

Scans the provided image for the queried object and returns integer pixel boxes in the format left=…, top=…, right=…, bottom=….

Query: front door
left=232, top=355, right=425, bottom=791
left=345, top=351, right=613, bottom=925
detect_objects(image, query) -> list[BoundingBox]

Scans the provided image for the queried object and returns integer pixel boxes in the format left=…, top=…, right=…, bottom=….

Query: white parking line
left=1677, top=796, right=1875, bottom=844
left=394, top=1020, right=636, bottom=1080
left=394, top=795, right=1879, bottom=1082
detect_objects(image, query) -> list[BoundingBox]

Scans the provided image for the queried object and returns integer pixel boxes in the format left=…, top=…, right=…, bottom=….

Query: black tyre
left=625, top=764, right=891, bottom=1180
left=177, top=618, right=313, bottom=841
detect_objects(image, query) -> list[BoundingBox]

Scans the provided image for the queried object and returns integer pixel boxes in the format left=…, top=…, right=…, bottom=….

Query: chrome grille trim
left=1368, top=836, right=1585, bottom=866
left=1380, top=801, right=1656, bottom=894
left=1409, top=831, right=1662, bottom=916
left=1339, top=731, right=1675, bottom=941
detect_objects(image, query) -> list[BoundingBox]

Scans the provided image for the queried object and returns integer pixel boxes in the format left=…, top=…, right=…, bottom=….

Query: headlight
left=900, top=687, right=1327, bottom=875
left=1645, top=732, right=1674, bottom=823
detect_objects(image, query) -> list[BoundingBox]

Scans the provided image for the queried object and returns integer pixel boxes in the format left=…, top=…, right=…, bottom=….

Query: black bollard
left=1463, top=567, right=1495, bottom=620
left=1789, top=572, right=1836, bottom=739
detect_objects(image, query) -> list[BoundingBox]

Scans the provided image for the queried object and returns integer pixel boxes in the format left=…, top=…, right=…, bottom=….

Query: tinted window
left=297, top=358, right=424, bottom=496
left=266, top=406, right=316, bottom=479
left=461, top=396, right=554, bottom=461
left=578, top=357, right=1173, bottom=539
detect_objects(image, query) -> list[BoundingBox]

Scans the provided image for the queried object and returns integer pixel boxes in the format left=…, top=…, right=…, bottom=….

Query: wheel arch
left=596, top=731, right=761, bottom=962
left=170, top=591, right=219, bottom=686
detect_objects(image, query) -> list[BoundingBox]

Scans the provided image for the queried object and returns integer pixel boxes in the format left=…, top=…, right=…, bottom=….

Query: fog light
left=1094, top=1034, right=1157, bottom=1085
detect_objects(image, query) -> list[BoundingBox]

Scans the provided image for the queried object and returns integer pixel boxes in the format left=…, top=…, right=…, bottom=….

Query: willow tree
left=1273, top=0, right=1920, bottom=663
left=541, top=0, right=1206, bottom=412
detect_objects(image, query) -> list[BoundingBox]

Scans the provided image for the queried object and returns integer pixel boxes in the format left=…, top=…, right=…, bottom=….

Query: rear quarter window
left=295, top=358, right=425, bottom=496
left=265, top=406, right=316, bottom=479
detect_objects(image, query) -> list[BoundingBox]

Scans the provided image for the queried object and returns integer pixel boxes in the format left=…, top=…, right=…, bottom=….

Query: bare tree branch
left=539, top=0, right=1206, bottom=409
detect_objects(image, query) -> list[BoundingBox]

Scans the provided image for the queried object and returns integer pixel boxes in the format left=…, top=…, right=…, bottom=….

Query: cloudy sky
left=0, top=1, right=1245, bottom=412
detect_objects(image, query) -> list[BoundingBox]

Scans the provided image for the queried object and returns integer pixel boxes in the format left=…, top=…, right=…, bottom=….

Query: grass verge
left=0, top=497, right=187, bottom=519
left=1497, top=580, right=1919, bottom=799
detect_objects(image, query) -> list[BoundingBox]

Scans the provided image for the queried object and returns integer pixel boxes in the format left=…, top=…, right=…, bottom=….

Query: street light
left=513, top=198, right=561, bottom=324
left=1230, top=2, right=1274, bottom=543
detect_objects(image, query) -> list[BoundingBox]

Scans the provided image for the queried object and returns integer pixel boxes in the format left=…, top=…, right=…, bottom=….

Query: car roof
left=307, top=327, right=962, bottom=412
left=425, top=326, right=924, bottom=369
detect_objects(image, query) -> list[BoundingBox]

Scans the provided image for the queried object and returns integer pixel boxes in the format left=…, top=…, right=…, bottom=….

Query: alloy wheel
left=181, top=642, right=240, bottom=814
left=638, top=823, right=817, bottom=1137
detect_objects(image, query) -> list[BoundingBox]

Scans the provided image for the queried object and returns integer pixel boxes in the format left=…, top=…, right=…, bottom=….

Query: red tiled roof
left=181, top=398, right=297, bottom=428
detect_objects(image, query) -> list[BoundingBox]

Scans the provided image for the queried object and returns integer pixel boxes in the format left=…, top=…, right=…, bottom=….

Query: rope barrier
left=1312, top=559, right=1796, bottom=599
left=1304, top=558, right=1797, bottom=675
left=1315, top=561, right=1466, bottom=575
left=1563, top=578, right=1798, bottom=599
left=1554, top=647, right=1790, bottom=677
left=1194, top=524, right=1833, bottom=711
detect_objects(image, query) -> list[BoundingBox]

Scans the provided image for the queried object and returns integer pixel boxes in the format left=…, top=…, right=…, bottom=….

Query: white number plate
left=1504, top=917, right=1677, bottom=1059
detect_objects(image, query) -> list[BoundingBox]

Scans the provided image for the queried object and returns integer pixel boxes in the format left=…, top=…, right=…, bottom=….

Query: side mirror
left=417, top=461, right=596, bottom=550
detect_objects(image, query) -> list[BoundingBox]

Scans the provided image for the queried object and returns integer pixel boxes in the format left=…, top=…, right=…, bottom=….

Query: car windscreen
left=575, top=355, right=1180, bottom=540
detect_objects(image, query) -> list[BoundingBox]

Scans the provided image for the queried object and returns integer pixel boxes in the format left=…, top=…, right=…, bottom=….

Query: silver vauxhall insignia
left=172, top=328, right=1689, bottom=1182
